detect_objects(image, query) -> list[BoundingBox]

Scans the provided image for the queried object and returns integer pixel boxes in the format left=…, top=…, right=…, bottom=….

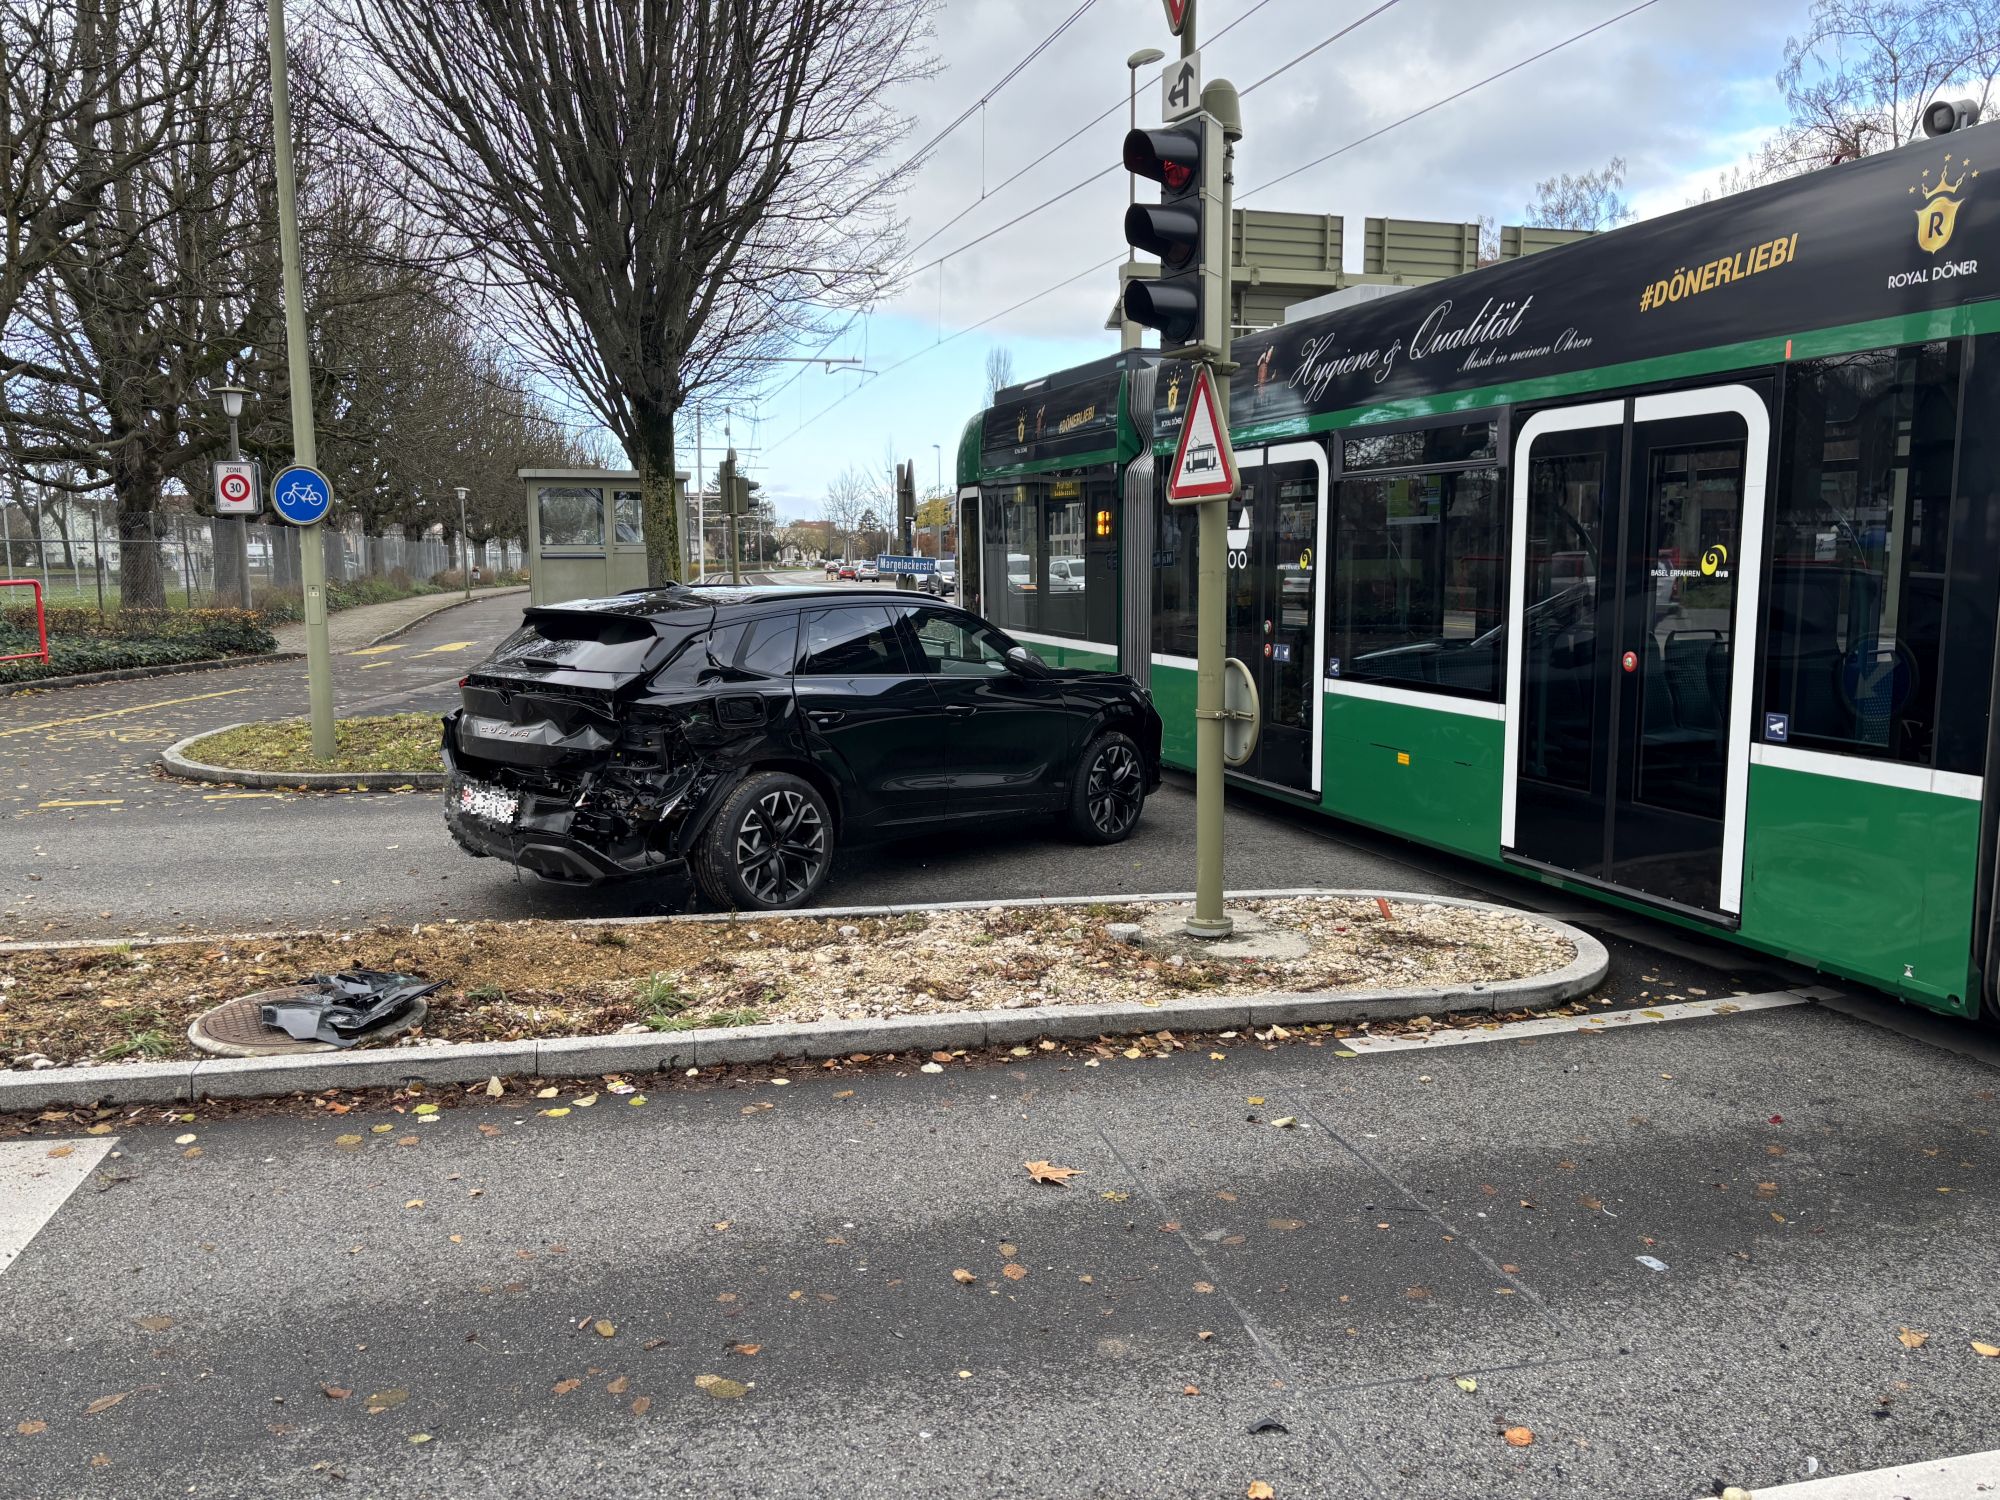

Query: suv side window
left=650, top=624, right=746, bottom=690
left=737, top=613, right=798, bottom=678
left=903, top=605, right=1011, bottom=677
left=800, top=606, right=908, bottom=675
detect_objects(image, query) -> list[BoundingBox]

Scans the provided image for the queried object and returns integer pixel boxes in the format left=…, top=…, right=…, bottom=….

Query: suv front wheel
left=692, top=771, right=835, bottom=910
left=1067, top=730, right=1147, bottom=844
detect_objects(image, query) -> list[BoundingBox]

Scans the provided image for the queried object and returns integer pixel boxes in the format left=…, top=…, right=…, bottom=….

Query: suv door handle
left=808, top=710, right=845, bottom=727
left=944, top=704, right=976, bottom=717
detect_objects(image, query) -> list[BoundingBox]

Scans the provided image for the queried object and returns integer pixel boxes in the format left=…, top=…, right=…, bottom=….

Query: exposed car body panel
left=441, top=585, right=1163, bottom=901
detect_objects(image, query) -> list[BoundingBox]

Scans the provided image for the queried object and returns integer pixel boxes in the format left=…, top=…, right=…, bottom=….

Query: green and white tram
left=958, top=124, right=2000, bottom=1018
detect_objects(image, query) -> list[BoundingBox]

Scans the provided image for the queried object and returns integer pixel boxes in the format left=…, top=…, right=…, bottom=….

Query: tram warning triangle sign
left=1166, top=363, right=1238, bottom=505
left=1161, top=0, right=1189, bottom=35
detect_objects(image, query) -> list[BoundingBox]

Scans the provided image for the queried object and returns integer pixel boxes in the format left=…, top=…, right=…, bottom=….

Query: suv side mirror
left=1004, top=644, right=1049, bottom=678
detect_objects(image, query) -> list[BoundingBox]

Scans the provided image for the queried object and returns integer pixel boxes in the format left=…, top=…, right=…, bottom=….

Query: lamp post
left=453, top=485, right=471, bottom=600
left=1122, top=46, right=1166, bottom=353
left=214, top=385, right=254, bottom=609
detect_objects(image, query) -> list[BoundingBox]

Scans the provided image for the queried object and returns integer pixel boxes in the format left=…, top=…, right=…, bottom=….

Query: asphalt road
left=5, top=996, right=2000, bottom=1499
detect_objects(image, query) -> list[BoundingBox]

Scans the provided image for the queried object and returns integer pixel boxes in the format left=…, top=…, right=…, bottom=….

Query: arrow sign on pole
left=1166, top=364, right=1238, bottom=505
left=1161, top=0, right=1189, bottom=35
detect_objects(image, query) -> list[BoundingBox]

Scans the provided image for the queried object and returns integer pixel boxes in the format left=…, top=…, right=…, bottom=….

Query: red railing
left=0, top=579, right=50, bottom=664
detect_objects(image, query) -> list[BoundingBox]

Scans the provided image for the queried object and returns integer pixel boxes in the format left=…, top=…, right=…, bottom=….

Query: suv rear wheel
left=693, top=771, right=835, bottom=910
left=1068, top=730, right=1146, bottom=844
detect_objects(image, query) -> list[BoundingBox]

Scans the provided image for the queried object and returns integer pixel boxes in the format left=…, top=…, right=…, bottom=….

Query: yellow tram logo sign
left=1700, top=543, right=1728, bottom=577
left=1912, top=154, right=1976, bottom=254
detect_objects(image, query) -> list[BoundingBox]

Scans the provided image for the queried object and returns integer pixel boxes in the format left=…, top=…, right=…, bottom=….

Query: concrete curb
left=158, top=722, right=444, bottom=790
left=0, top=889, right=1613, bottom=1111
left=0, top=652, right=302, bottom=697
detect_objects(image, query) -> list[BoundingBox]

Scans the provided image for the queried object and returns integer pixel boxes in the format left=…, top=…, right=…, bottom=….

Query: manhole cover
left=188, top=987, right=429, bottom=1058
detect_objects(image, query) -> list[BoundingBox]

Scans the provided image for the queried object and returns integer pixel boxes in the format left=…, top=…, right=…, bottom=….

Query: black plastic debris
left=1246, top=1416, right=1289, bottom=1436
left=260, top=969, right=444, bottom=1048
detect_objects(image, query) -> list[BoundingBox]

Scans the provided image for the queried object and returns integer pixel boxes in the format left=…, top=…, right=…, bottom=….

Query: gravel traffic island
left=0, top=891, right=1607, bottom=1108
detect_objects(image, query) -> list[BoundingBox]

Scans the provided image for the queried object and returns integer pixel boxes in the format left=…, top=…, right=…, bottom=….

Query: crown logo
left=1913, top=153, right=1976, bottom=199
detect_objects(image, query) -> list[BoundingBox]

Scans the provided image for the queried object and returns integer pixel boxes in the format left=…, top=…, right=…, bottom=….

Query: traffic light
left=1122, top=116, right=1222, bottom=349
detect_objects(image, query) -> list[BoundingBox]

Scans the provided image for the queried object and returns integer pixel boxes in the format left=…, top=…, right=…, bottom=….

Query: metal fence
left=0, top=513, right=524, bottom=612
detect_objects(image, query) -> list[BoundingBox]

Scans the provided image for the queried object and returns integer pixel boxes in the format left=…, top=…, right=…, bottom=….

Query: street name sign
left=270, top=464, right=333, bottom=527
left=1162, top=51, right=1201, bottom=121
left=876, top=554, right=936, bottom=576
left=213, top=459, right=260, bottom=516
left=1165, top=363, right=1238, bottom=504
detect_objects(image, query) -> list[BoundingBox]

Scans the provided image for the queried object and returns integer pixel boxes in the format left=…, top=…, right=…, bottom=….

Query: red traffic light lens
left=1122, top=127, right=1201, bottom=193
left=1161, top=161, right=1193, bottom=191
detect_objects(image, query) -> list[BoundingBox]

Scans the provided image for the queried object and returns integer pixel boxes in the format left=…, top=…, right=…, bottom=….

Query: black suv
left=442, top=586, right=1163, bottom=910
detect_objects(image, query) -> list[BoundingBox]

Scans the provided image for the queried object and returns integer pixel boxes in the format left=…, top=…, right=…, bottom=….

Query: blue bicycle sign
left=270, top=464, right=333, bottom=527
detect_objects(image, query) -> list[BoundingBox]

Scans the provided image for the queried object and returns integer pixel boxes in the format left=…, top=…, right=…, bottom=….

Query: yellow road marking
left=419, top=641, right=476, bottom=654
left=202, top=791, right=285, bottom=800
left=348, top=644, right=406, bottom=656
left=0, top=686, right=255, bottom=738
left=38, top=798, right=124, bottom=808
left=358, top=662, right=395, bottom=670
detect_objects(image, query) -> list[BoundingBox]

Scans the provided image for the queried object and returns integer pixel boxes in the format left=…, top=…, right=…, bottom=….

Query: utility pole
left=266, top=0, right=334, bottom=757
left=454, top=485, right=471, bottom=601
left=722, top=448, right=741, bottom=586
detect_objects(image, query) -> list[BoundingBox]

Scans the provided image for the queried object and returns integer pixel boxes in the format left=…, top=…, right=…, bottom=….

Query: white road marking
left=1335, top=990, right=1811, bottom=1055
left=1706, top=1448, right=2000, bottom=1497
left=0, top=1136, right=116, bottom=1278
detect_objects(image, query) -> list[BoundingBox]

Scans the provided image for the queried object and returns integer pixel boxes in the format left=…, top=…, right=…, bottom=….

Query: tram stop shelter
left=520, top=466, right=691, bottom=607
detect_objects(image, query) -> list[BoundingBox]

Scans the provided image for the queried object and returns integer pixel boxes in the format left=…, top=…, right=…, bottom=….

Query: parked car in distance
left=855, top=559, right=882, bottom=582
left=923, top=559, right=957, bottom=597
left=441, top=586, right=1163, bottom=911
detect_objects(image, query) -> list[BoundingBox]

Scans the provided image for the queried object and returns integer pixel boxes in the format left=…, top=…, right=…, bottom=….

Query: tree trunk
left=634, top=404, right=681, bottom=587
left=115, top=483, right=168, bottom=611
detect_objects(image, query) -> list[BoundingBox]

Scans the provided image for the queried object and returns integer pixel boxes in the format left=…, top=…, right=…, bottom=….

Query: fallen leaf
left=1455, top=1377, right=1478, bottom=1393
left=1266, top=1219, right=1303, bottom=1232
left=536, top=1087, right=559, bottom=1099
left=174, top=1134, right=196, bottom=1146
left=1405, top=1286, right=1430, bottom=1300
left=1246, top=1096, right=1265, bottom=1106
left=919, top=1063, right=944, bottom=1074
left=574, top=1094, right=599, bottom=1108
left=15, top=1420, right=46, bottom=1435
left=322, top=1385, right=351, bottom=1400
left=712, top=1221, right=731, bottom=1233
left=1898, top=1329, right=1929, bottom=1349
left=1974, top=1341, right=2000, bottom=1358
left=595, top=1321, right=617, bottom=1339
left=731, top=1344, right=761, bottom=1356
left=366, top=1388, right=409, bottom=1413
left=833, top=1089, right=855, bottom=1099
left=1184, top=1384, right=1200, bottom=1396
left=1194, top=1281, right=1215, bottom=1294
left=371, top=1124, right=394, bottom=1134
left=181, top=1146, right=203, bottom=1159
left=607, top=1376, right=630, bottom=1394
left=1197, top=1331, right=1214, bottom=1341
left=1503, top=1426, right=1534, bottom=1446
left=1756, top=1181, right=1778, bottom=1198
left=86, top=1125, right=112, bottom=1136
left=539, top=1107, right=571, bottom=1118
left=1248, top=1484, right=1276, bottom=1500
left=631, top=1395, right=653, bottom=1415
left=695, top=1374, right=749, bottom=1399
left=412, top=1103, right=439, bottom=1116
left=404, top=1199, right=425, bottom=1210
left=951, top=1269, right=978, bottom=1285
left=485, top=1077, right=505, bottom=1097
left=1001, top=1263, right=1028, bottom=1281
left=333, top=1134, right=363, bottom=1150
left=1099, top=1190, right=1129, bottom=1202
left=551, top=1378, right=581, bottom=1396
left=1270, top=1117, right=1297, bottom=1129
left=396, top=1136, right=420, bottom=1148
left=1024, top=1159, right=1083, bottom=1186
left=407, top=1433, right=432, bottom=1444
left=46, top=1146, right=72, bottom=1159
left=83, top=1393, right=124, bottom=1416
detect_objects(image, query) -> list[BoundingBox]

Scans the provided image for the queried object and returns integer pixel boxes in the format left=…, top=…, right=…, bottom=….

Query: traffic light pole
left=1190, top=80, right=1239, bottom=941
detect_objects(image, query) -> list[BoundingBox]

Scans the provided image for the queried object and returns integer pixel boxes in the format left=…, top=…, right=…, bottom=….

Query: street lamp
left=1122, top=48, right=1166, bottom=352
left=213, top=384, right=253, bottom=609
left=453, top=485, right=471, bottom=601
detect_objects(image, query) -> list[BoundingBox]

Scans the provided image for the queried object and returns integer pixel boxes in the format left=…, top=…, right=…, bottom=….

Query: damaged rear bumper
left=441, top=716, right=696, bottom=884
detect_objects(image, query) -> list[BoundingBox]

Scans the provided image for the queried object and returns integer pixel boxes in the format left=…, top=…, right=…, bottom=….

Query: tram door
left=1504, top=386, right=1770, bottom=918
left=1226, top=451, right=1325, bottom=793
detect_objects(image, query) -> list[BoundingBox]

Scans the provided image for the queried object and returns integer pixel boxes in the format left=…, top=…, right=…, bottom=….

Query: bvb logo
left=1166, top=372, right=1183, bottom=413
left=1912, top=154, right=1977, bottom=255
left=1700, top=543, right=1729, bottom=577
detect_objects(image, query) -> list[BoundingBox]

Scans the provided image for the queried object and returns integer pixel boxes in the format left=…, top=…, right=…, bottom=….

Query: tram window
left=1332, top=468, right=1505, bottom=698
left=1046, top=495, right=1089, bottom=638
left=1763, top=342, right=1960, bottom=767
left=1152, top=497, right=1198, bottom=659
left=1343, top=422, right=1497, bottom=473
left=984, top=485, right=1042, bottom=638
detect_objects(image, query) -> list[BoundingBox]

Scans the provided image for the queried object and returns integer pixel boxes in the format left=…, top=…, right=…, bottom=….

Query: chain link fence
left=0, top=512, right=524, bottom=612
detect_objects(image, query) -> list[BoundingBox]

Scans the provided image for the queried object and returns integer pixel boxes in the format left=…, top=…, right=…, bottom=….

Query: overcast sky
left=711, top=0, right=1815, bottom=523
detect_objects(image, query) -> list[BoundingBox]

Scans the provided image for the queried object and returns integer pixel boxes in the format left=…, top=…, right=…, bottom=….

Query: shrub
left=0, top=606, right=277, bottom=683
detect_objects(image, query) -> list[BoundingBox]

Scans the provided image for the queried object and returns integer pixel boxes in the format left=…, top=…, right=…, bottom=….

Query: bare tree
left=336, top=0, right=936, bottom=588
left=1525, top=158, right=1636, bottom=231
left=821, top=463, right=872, bottom=562
left=1770, top=0, right=2000, bottom=172
left=984, top=345, right=1015, bottom=406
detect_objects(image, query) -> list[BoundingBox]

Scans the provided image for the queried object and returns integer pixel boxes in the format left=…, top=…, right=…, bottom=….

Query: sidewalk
left=267, top=585, right=528, bottom=654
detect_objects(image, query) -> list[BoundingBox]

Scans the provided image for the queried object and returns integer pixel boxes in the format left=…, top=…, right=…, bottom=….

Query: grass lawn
left=182, top=712, right=443, bottom=774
